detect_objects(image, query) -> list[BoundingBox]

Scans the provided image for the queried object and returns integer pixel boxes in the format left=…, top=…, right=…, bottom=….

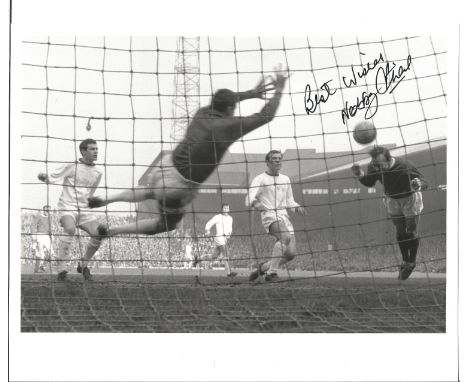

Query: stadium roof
left=139, top=147, right=384, bottom=186
left=138, top=140, right=446, bottom=187
left=302, top=138, right=446, bottom=180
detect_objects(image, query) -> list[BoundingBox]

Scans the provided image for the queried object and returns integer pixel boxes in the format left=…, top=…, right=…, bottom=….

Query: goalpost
left=20, top=36, right=447, bottom=332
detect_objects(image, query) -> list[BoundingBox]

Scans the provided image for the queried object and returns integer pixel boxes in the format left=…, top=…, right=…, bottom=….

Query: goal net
left=21, top=36, right=446, bottom=332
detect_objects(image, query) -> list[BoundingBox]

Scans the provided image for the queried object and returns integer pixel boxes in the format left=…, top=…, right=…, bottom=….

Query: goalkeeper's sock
left=407, top=234, right=420, bottom=264
left=397, top=233, right=410, bottom=262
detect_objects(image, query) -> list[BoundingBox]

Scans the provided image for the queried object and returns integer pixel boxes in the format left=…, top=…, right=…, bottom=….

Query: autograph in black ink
left=303, top=52, right=412, bottom=124
left=304, top=80, right=337, bottom=115
left=343, top=52, right=385, bottom=88
left=341, top=54, right=412, bottom=123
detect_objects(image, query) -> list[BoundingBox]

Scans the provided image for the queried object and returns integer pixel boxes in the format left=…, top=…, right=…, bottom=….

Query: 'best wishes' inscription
left=304, top=52, right=412, bottom=124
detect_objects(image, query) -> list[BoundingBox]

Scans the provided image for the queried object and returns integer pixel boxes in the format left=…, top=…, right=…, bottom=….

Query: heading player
left=194, top=203, right=235, bottom=277
left=351, top=146, right=428, bottom=280
left=31, top=205, right=54, bottom=273
left=246, top=150, right=305, bottom=282
left=37, top=138, right=103, bottom=280
left=88, top=65, right=289, bottom=240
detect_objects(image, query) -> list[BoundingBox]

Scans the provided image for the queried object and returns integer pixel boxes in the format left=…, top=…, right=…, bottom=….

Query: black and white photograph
left=19, top=35, right=447, bottom=333
left=7, top=1, right=466, bottom=381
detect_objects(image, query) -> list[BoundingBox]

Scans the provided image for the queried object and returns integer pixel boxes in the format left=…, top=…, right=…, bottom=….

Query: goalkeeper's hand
left=351, top=164, right=363, bottom=177
left=411, top=178, right=422, bottom=191
left=293, top=206, right=305, bottom=215
left=38, top=172, right=49, bottom=183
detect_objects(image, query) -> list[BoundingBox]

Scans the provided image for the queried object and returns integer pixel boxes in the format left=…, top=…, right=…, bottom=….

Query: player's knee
left=143, top=219, right=162, bottom=235
left=146, top=214, right=183, bottom=235
left=405, top=231, right=417, bottom=240
left=395, top=223, right=407, bottom=236
left=280, top=233, right=292, bottom=246
left=163, top=213, right=183, bottom=232
left=396, top=232, right=407, bottom=242
left=284, top=252, right=295, bottom=262
left=62, top=226, right=75, bottom=235
left=88, top=237, right=102, bottom=248
left=59, top=234, right=73, bottom=245
left=406, top=222, right=418, bottom=235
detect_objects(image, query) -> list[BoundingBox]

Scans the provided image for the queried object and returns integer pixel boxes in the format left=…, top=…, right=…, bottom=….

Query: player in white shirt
left=184, top=242, right=193, bottom=269
left=37, top=139, right=103, bottom=281
left=246, top=150, right=305, bottom=281
left=197, top=204, right=236, bottom=277
left=31, top=205, right=55, bottom=273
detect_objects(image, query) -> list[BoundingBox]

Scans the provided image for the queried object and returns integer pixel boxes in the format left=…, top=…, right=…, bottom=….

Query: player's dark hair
left=222, top=203, right=229, bottom=208
left=369, top=146, right=391, bottom=161
left=79, top=138, right=97, bottom=155
left=265, top=150, right=283, bottom=162
left=211, top=89, right=237, bottom=113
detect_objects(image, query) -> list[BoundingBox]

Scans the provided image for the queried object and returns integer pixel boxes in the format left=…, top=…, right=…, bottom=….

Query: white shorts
left=147, top=154, right=201, bottom=214
left=36, top=234, right=53, bottom=253
left=261, top=212, right=295, bottom=235
left=384, top=191, right=423, bottom=217
left=213, top=236, right=228, bottom=246
left=57, top=203, right=97, bottom=227
left=185, top=253, right=193, bottom=260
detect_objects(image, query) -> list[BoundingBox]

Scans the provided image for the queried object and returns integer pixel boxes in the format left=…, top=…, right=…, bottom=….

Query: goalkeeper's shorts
left=146, top=154, right=201, bottom=214
left=384, top=191, right=423, bottom=217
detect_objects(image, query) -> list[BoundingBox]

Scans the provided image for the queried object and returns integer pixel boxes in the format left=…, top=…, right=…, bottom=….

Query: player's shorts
left=147, top=154, right=201, bottom=214
left=261, top=212, right=295, bottom=235
left=384, top=191, right=423, bottom=217
left=213, top=236, right=228, bottom=246
left=57, top=202, right=98, bottom=227
left=36, top=234, right=53, bottom=253
left=185, top=253, right=193, bottom=260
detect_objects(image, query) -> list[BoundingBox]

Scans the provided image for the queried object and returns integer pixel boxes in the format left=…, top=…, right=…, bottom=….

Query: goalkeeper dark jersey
left=172, top=93, right=282, bottom=183
left=358, top=157, right=425, bottom=199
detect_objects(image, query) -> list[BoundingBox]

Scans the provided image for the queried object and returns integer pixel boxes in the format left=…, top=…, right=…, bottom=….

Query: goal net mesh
left=21, top=36, right=446, bottom=332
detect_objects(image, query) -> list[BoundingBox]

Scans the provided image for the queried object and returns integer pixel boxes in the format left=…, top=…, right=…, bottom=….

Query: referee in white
left=198, top=204, right=236, bottom=277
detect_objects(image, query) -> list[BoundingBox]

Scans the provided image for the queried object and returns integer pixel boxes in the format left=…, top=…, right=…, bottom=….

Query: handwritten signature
left=304, top=80, right=337, bottom=115
left=303, top=53, right=412, bottom=124
left=343, top=52, right=385, bottom=88
left=341, top=55, right=412, bottom=123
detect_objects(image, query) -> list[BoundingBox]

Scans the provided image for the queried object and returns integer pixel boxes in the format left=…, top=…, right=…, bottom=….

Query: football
left=353, top=121, right=377, bottom=145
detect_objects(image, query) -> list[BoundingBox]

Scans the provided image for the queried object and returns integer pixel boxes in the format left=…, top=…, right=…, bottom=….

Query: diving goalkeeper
left=89, top=65, right=289, bottom=239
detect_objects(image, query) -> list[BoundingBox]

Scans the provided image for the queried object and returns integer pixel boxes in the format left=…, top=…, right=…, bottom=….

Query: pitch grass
left=21, top=270, right=446, bottom=333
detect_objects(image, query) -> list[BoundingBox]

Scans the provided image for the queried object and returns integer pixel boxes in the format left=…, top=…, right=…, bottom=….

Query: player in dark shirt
left=89, top=65, right=289, bottom=237
left=351, top=146, right=428, bottom=280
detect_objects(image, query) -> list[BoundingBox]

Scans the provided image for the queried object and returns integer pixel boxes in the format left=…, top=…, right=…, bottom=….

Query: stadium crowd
left=21, top=211, right=446, bottom=273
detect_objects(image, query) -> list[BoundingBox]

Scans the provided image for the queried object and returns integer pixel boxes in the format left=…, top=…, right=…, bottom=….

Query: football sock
left=267, top=241, right=283, bottom=274
left=57, top=235, right=74, bottom=271
left=81, top=237, right=102, bottom=268
left=406, top=233, right=420, bottom=263
left=396, top=232, right=410, bottom=262
left=34, top=258, right=41, bottom=272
